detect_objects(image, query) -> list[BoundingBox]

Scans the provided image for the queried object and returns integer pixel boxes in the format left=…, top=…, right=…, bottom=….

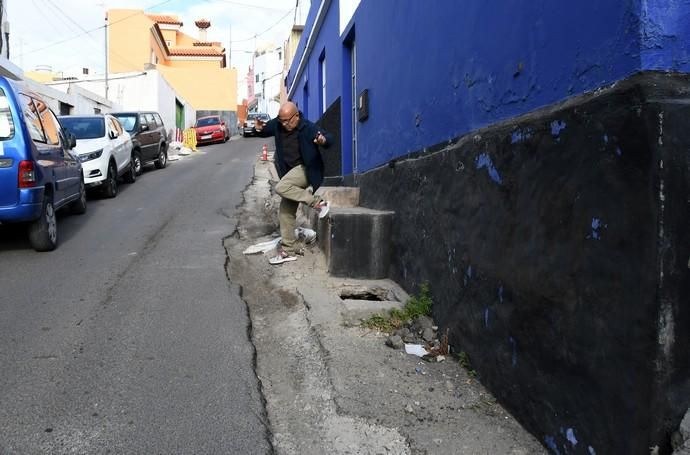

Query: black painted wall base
left=357, top=71, right=690, bottom=454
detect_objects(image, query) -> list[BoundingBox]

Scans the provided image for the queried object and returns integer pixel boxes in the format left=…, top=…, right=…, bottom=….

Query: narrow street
left=0, top=139, right=271, bottom=454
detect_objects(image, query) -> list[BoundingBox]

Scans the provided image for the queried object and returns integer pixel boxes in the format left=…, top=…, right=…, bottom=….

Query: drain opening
left=339, top=286, right=397, bottom=302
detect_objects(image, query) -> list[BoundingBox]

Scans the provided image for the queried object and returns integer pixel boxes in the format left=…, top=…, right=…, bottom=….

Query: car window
left=34, top=99, right=60, bottom=145
left=113, top=114, right=136, bottom=133
left=196, top=117, right=219, bottom=127
left=107, top=117, right=120, bottom=137
left=39, top=106, right=62, bottom=146
left=145, top=113, right=156, bottom=128
left=59, top=117, right=105, bottom=140
left=154, top=113, right=163, bottom=127
left=111, top=117, right=124, bottom=135
left=20, top=94, right=47, bottom=143
left=138, top=114, right=148, bottom=130
left=0, top=89, right=15, bottom=140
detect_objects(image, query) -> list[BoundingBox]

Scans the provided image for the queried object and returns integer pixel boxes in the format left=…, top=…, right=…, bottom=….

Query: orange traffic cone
left=261, top=144, right=268, bottom=161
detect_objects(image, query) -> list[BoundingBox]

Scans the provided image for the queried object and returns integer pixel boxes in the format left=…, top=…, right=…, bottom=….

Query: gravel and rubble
left=224, top=159, right=546, bottom=454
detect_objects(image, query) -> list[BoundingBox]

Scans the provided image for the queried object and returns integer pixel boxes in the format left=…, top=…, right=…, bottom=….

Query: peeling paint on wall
left=509, top=336, right=517, bottom=367
left=544, top=435, right=561, bottom=454
left=511, top=128, right=533, bottom=144
left=475, top=153, right=503, bottom=184
left=588, top=217, right=608, bottom=240
left=566, top=427, right=578, bottom=446
left=551, top=120, right=567, bottom=137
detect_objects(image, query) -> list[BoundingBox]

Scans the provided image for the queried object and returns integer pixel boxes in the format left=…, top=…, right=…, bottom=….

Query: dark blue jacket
left=254, top=113, right=333, bottom=191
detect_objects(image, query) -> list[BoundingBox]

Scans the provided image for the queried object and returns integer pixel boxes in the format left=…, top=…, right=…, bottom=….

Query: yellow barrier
left=183, top=128, right=197, bottom=151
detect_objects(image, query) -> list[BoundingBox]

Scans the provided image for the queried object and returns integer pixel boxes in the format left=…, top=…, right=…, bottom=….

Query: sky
left=7, top=0, right=310, bottom=99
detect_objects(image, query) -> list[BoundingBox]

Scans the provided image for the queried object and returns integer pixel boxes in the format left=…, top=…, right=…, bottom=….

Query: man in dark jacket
left=254, top=101, right=333, bottom=264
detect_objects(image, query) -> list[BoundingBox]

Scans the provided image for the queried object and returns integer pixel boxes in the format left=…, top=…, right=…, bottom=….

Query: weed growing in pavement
left=457, top=351, right=478, bottom=378
left=361, top=283, right=433, bottom=332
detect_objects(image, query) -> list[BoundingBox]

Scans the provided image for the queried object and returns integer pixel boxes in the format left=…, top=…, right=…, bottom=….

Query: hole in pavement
left=339, top=286, right=397, bottom=302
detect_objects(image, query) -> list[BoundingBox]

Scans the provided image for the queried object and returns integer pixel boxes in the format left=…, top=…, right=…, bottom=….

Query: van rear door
left=0, top=87, right=20, bottom=208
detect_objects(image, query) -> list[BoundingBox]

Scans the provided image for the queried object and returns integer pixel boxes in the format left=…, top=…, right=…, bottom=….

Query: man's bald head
left=278, top=102, right=300, bottom=131
left=279, top=102, right=297, bottom=117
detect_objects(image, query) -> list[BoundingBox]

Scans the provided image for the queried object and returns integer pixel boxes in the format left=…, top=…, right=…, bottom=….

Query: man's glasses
left=279, top=112, right=297, bottom=125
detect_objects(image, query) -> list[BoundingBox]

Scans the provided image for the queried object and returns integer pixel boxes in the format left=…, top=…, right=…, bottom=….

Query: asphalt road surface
left=0, top=138, right=273, bottom=454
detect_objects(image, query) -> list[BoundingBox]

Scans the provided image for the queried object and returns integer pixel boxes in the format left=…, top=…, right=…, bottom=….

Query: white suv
left=59, top=114, right=136, bottom=198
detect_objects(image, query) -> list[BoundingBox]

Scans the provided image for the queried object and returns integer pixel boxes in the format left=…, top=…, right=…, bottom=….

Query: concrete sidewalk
left=223, top=157, right=546, bottom=454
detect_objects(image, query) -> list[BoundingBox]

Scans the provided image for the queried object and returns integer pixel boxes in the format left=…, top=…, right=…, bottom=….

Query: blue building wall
left=286, top=2, right=690, bottom=452
left=640, top=0, right=690, bottom=70
left=288, top=1, right=690, bottom=175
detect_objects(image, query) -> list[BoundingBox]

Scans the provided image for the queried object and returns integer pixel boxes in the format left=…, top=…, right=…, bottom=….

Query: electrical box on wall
left=357, top=89, right=369, bottom=122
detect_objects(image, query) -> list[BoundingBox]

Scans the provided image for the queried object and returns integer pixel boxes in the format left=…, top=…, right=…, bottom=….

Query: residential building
left=45, top=70, right=195, bottom=139
left=107, top=9, right=238, bottom=132
left=248, top=43, right=283, bottom=118
left=279, top=25, right=304, bottom=105
left=286, top=1, right=690, bottom=454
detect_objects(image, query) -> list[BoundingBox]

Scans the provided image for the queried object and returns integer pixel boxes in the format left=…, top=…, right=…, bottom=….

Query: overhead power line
left=201, top=0, right=291, bottom=12
left=231, top=6, right=295, bottom=43
left=17, top=0, right=173, bottom=58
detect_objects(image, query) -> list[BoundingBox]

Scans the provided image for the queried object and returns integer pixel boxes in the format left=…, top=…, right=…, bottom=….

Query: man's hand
left=313, top=131, right=326, bottom=145
left=254, top=118, right=264, bottom=131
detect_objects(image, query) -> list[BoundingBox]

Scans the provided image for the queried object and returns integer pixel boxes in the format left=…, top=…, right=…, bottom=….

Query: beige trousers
left=274, top=165, right=320, bottom=251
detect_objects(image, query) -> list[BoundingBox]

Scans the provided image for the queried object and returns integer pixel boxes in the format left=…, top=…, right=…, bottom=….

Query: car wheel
left=70, top=178, right=87, bottom=214
left=28, top=196, right=58, bottom=251
left=154, top=147, right=167, bottom=169
left=103, top=161, right=118, bottom=198
left=132, top=151, right=143, bottom=175
left=123, top=157, right=137, bottom=184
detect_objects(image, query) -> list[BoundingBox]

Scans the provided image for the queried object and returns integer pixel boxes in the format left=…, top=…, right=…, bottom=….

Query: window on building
left=59, top=102, right=72, bottom=116
left=256, top=74, right=260, bottom=83
left=319, top=53, right=327, bottom=114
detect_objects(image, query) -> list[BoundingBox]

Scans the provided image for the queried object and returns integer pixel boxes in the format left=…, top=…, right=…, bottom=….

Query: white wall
left=254, top=47, right=283, bottom=117
left=25, top=78, right=115, bottom=115
left=46, top=70, right=197, bottom=139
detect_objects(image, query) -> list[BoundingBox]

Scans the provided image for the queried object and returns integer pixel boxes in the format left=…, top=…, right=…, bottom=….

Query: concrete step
left=309, top=206, right=395, bottom=279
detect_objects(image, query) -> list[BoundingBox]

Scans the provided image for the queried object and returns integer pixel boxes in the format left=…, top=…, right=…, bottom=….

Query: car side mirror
left=69, top=133, right=77, bottom=148
left=140, top=124, right=149, bottom=132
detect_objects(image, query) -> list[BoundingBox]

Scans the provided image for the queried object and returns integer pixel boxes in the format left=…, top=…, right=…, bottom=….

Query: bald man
left=253, top=102, right=333, bottom=264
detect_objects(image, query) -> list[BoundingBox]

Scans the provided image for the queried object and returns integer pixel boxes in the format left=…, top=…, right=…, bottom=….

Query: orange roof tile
left=168, top=47, right=225, bottom=57
left=147, top=14, right=183, bottom=26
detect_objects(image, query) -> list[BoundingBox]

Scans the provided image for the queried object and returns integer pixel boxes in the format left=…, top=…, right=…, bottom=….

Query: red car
left=194, top=115, right=229, bottom=145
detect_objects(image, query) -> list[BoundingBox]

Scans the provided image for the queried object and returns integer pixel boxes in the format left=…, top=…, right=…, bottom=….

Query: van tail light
left=18, top=160, right=36, bottom=188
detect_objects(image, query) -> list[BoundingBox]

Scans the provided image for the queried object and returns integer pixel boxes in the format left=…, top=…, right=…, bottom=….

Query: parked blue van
left=0, top=76, right=86, bottom=251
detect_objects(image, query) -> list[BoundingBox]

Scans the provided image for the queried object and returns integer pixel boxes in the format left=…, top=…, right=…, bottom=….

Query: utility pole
left=0, top=0, right=4, bottom=57
left=104, top=12, right=109, bottom=100
left=228, top=24, right=231, bottom=68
